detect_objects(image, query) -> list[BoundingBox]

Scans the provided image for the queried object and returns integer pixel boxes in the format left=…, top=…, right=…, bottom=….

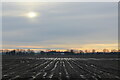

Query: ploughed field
left=2, top=55, right=120, bottom=80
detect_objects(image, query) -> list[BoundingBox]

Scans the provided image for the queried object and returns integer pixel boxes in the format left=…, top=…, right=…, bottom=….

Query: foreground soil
left=2, top=54, right=120, bottom=80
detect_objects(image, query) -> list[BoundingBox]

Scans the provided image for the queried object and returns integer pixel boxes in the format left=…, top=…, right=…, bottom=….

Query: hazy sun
left=27, top=12, right=38, bottom=18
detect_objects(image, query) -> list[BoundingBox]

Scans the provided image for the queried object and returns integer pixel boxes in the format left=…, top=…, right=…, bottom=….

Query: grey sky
left=2, top=2, right=118, bottom=50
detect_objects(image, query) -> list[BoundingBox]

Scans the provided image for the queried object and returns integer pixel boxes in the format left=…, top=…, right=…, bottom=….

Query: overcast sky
left=2, top=2, right=118, bottom=50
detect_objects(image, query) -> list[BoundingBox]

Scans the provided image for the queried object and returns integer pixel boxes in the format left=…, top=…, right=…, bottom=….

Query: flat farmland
left=2, top=55, right=120, bottom=80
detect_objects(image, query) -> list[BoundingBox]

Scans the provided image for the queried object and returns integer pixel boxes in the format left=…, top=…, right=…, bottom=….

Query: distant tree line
left=1, top=49, right=120, bottom=55
left=2, top=49, right=35, bottom=55
left=39, top=49, right=120, bottom=55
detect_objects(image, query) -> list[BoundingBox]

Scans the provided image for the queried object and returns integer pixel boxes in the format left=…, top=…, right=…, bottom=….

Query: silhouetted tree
left=92, top=49, right=96, bottom=53
left=103, top=49, right=109, bottom=53
left=79, top=50, right=84, bottom=54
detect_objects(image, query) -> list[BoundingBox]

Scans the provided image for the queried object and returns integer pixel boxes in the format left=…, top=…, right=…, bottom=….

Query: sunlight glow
left=27, top=12, right=38, bottom=18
